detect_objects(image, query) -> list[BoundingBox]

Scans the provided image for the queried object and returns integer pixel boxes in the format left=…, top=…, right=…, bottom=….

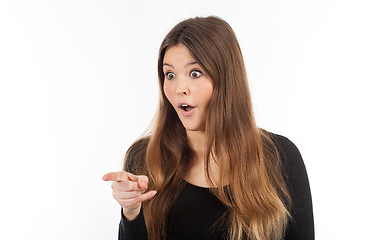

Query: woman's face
left=163, top=44, right=214, bottom=132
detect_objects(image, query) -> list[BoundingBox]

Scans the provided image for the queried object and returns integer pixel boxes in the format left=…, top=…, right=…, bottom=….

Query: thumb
left=137, top=175, right=149, bottom=190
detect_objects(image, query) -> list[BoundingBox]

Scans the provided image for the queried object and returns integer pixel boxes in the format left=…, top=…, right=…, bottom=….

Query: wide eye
left=190, top=70, right=201, bottom=78
left=165, top=72, right=176, bottom=80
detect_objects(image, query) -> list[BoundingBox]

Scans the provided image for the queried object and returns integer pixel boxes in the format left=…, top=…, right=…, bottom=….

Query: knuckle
left=140, top=175, right=148, bottom=182
left=112, top=191, right=119, bottom=200
left=118, top=200, right=127, bottom=207
left=119, top=171, right=127, bottom=180
left=127, top=181, right=135, bottom=190
left=113, top=171, right=126, bottom=182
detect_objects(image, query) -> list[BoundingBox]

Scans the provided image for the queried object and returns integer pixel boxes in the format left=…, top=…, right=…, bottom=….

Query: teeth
left=181, top=104, right=189, bottom=111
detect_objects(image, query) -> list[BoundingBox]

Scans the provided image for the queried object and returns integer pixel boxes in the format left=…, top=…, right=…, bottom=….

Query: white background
left=1, top=0, right=364, bottom=239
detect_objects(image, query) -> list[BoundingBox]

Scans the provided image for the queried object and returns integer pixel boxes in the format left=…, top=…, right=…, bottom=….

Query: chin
left=181, top=123, right=205, bottom=132
left=177, top=116, right=206, bottom=132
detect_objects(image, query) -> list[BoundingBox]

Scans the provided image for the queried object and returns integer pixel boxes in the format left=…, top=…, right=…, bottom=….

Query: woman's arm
left=274, top=134, right=315, bottom=240
left=104, top=138, right=153, bottom=240
left=102, top=170, right=155, bottom=240
left=119, top=204, right=148, bottom=240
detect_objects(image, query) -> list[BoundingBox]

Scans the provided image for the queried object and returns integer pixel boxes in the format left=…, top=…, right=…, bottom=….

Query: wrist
left=122, top=205, right=142, bottom=221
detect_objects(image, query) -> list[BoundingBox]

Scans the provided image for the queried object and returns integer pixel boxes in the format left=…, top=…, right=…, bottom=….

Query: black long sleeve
left=119, top=207, right=147, bottom=240
left=118, top=134, right=314, bottom=239
left=274, top=135, right=315, bottom=239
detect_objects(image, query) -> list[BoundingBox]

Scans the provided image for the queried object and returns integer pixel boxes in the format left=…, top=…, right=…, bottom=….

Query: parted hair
left=123, top=16, right=291, bottom=240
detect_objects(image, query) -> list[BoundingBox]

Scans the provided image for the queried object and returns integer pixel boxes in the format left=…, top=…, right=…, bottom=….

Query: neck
left=185, top=129, right=224, bottom=187
left=186, top=130, right=206, bottom=161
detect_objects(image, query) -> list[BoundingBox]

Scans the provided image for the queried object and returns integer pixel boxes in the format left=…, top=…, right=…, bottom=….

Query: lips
left=178, top=103, right=196, bottom=116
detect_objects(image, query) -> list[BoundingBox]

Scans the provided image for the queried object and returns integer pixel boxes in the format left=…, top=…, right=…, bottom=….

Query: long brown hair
left=124, top=16, right=291, bottom=240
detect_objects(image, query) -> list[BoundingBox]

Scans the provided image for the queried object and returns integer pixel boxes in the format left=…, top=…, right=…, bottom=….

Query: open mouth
left=180, top=104, right=195, bottom=112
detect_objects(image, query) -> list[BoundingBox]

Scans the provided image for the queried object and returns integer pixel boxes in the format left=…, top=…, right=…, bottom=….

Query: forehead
left=163, top=44, right=195, bottom=64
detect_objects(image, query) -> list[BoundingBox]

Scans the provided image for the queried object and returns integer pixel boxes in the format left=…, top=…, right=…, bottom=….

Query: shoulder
left=268, top=133, right=309, bottom=187
left=261, top=130, right=309, bottom=191
left=263, top=131, right=309, bottom=193
left=268, top=132, right=304, bottom=171
left=123, top=137, right=150, bottom=175
left=270, top=133, right=301, bottom=157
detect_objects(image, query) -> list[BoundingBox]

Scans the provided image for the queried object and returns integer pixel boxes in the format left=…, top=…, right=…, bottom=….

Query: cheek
left=163, top=82, right=174, bottom=104
left=200, top=84, right=214, bottom=106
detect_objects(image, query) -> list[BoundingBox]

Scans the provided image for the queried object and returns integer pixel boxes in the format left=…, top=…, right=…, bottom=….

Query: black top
left=119, top=134, right=314, bottom=239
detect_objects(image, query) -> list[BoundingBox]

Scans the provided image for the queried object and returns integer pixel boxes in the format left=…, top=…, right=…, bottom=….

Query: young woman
left=103, top=16, right=314, bottom=240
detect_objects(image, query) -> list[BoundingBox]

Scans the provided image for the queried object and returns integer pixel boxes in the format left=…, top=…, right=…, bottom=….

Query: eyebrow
left=163, top=61, right=199, bottom=69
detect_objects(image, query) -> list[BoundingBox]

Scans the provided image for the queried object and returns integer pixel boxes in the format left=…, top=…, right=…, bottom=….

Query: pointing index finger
left=102, top=171, right=130, bottom=182
left=103, top=172, right=149, bottom=190
left=125, top=172, right=139, bottom=182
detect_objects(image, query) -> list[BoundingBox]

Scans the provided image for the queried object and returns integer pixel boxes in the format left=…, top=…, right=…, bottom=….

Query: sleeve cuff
left=119, top=206, right=147, bottom=240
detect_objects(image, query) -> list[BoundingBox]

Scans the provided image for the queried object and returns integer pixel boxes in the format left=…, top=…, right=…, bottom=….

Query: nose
left=176, top=88, right=190, bottom=95
left=175, top=79, right=190, bottom=95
